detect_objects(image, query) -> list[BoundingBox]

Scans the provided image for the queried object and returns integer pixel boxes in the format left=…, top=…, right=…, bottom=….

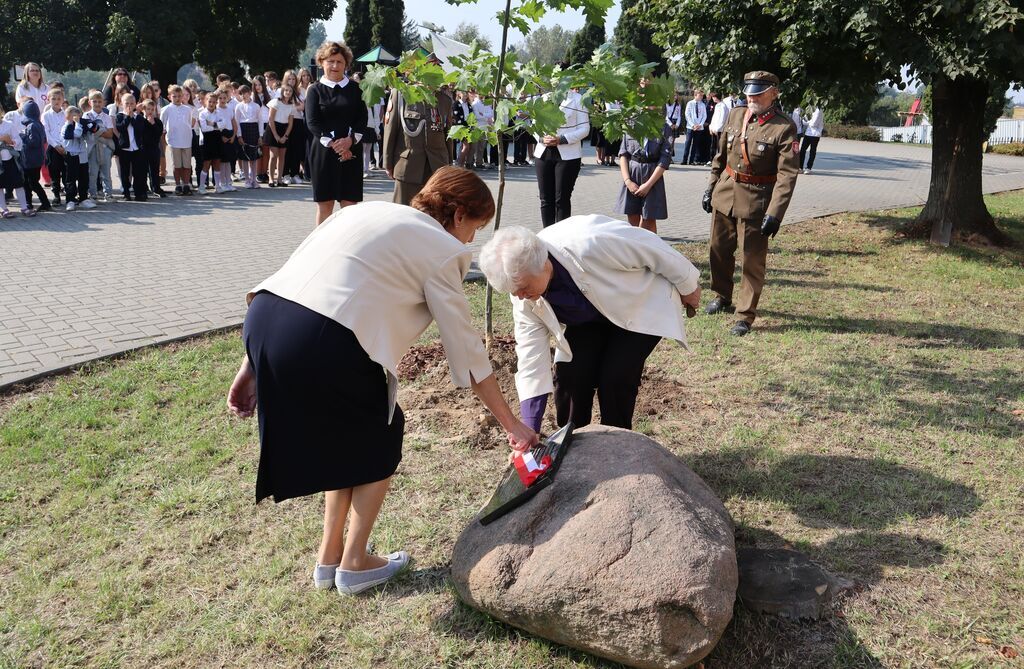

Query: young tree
left=512, top=25, right=576, bottom=66
left=565, top=20, right=606, bottom=65
left=362, top=0, right=672, bottom=344
left=370, top=0, right=406, bottom=57
left=345, top=0, right=374, bottom=60
left=613, top=0, right=667, bottom=75
left=451, top=22, right=494, bottom=51
left=639, top=0, right=1024, bottom=246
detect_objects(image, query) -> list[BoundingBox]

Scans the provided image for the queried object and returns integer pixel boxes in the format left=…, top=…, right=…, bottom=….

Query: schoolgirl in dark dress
left=305, top=76, right=368, bottom=204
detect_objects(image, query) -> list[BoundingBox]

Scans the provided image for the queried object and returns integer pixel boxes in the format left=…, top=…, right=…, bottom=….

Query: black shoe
left=37, top=203, right=52, bottom=211
left=159, top=176, right=167, bottom=185
left=183, top=186, right=193, bottom=195
left=705, top=297, right=735, bottom=315
left=121, top=194, right=132, bottom=201
left=730, top=321, right=751, bottom=336
left=135, top=194, right=148, bottom=202
left=154, top=189, right=169, bottom=198
left=174, top=185, right=183, bottom=196
left=257, top=173, right=269, bottom=183
left=268, top=181, right=276, bottom=188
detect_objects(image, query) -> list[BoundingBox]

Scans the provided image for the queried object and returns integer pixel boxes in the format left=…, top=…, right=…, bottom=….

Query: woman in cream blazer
left=227, top=167, right=537, bottom=595
left=533, top=88, right=591, bottom=227
left=479, top=215, right=701, bottom=432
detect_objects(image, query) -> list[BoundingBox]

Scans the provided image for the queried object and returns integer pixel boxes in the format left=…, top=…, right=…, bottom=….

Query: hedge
left=989, top=142, right=1024, bottom=156
left=823, top=124, right=881, bottom=142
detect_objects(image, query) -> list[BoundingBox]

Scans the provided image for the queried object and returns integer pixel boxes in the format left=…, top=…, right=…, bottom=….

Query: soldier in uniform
left=383, top=54, right=453, bottom=205
left=701, top=70, right=799, bottom=336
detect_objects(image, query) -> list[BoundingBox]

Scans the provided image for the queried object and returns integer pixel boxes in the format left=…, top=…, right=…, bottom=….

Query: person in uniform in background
left=383, top=54, right=453, bottom=205
left=701, top=70, right=799, bottom=337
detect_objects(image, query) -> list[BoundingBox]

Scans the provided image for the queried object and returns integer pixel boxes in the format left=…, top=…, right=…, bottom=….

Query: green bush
left=823, top=124, right=881, bottom=142
left=990, top=142, right=1024, bottom=156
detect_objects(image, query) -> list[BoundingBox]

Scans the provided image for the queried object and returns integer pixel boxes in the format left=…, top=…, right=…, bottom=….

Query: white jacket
left=685, top=99, right=707, bottom=130
left=533, top=90, right=590, bottom=160
left=248, top=201, right=493, bottom=423
left=510, top=215, right=700, bottom=401
left=804, top=108, right=824, bottom=137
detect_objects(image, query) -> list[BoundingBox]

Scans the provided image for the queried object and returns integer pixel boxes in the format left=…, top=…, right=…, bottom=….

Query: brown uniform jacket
left=383, top=89, right=452, bottom=185
left=707, top=105, right=799, bottom=221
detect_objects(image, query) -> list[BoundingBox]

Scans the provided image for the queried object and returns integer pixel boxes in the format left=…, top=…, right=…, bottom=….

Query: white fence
left=873, top=118, right=1024, bottom=145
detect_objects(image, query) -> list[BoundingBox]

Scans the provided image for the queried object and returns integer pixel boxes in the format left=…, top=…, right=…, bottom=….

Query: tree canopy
left=0, top=0, right=337, bottom=93
left=566, top=21, right=607, bottom=66
left=344, top=0, right=373, bottom=61
left=639, top=0, right=1024, bottom=245
left=370, top=0, right=406, bottom=57
left=613, top=0, right=667, bottom=76
left=450, top=22, right=494, bottom=51
left=512, top=26, right=576, bottom=66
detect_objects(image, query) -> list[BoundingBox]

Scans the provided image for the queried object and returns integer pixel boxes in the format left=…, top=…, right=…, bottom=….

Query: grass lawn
left=1, top=193, right=1023, bottom=668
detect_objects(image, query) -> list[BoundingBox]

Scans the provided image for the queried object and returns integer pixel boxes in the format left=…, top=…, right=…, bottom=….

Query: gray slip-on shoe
left=313, top=563, right=339, bottom=590
left=335, top=551, right=410, bottom=595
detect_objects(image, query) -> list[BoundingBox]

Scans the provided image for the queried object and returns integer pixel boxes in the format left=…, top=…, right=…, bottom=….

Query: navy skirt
left=243, top=292, right=404, bottom=503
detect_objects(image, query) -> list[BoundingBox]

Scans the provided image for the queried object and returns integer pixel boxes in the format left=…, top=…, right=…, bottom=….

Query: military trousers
left=709, top=210, right=769, bottom=324
left=392, top=178, right=425, bottom=207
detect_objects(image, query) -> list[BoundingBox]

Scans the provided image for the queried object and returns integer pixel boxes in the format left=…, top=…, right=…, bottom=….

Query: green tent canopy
left=355, top=45, right=400, bottom=66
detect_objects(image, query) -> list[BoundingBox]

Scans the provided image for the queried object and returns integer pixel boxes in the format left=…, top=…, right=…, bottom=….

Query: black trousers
left=535, top=147, right=582, bottom=227
left=554, top=319, right=661, bottom=430
left=63, top=155, right=89, bottom=203
left=23, top=167, right=49, bottom=208
left=800, top=136, right=820, bottom=169
left=117, top=150, right=147, bottom=199
left=143, top=146, right=161, bottom=193
left=45, top=147, right=65, bottom=199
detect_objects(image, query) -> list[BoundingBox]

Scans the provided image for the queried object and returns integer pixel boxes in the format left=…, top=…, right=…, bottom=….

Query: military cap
left=742, top=71, right=780, bottom=96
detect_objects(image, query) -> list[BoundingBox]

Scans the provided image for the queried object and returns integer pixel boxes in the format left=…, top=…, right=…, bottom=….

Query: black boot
left=705, top=296, right=735, bottom=315
left=730, top=321, right=751, bottom=336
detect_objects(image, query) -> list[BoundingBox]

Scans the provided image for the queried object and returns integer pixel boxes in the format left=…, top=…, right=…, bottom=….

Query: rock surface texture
left=451, top=425, right=737, bottom=669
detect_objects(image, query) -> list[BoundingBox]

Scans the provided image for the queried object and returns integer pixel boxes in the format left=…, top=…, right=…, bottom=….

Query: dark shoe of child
left=182, top=186, right=193, bottom=195
left=174, top=185, right=184, bottom=196
left=257, top=173, right=269, bottom=183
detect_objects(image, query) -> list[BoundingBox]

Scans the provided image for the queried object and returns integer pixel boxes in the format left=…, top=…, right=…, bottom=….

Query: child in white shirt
left=233, top=84, right=263, bottom=188
left=83, top=90, right=116, bottom=200
left=159, top=85, right=196, bottom=195
left=0, top=105, right=33, bottom=218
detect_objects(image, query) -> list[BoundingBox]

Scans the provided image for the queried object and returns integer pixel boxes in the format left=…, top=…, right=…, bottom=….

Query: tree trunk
left=916, top=75, right=1010, bottom=247
left=484, top=0, right=514, bottom=349
left=150, top=61, right=181, bottom=88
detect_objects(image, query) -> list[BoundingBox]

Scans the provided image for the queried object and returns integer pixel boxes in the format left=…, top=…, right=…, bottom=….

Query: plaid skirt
left=238, top=123, right=262, bottom=161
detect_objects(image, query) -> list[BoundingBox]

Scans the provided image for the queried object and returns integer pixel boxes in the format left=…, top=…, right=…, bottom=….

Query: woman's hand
left=506, top=419, right=540, bottom=452
left=625, top=179, right=640, bottom=195
left=635, top=182, right=651, bottom=198
left=542, top=134, right=560, bottom=147
left=681, top=286, right=702, bottom=311
left=227, top=356, right=257, bottom=418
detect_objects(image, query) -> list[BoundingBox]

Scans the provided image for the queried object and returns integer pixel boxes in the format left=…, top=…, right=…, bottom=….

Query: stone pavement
left=2, top=138, right=1023, bottom=387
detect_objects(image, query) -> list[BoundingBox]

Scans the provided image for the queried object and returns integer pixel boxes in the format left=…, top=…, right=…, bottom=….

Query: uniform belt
left=726, top=165, right=778, bottom=184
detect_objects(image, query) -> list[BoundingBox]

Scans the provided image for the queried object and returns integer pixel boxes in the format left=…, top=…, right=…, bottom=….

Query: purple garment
left=519, top=255, right=603, bottom=430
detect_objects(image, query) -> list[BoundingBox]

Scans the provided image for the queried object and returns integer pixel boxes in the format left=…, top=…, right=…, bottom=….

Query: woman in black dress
left=227, top=167, right=538, bottom=594
left=305, top=41, right=368, bottom=225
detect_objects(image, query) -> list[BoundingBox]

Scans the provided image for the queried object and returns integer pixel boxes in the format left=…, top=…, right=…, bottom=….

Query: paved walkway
left=2, top=138, right=1024, bottom=387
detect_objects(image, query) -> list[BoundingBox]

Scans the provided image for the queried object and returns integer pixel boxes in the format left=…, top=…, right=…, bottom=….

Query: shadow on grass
left=770, top=278, right=898, bottom=292
left=854, top=211, right=1024, bottom=257
left=691, top=450, right=970, bottom=667
left=758, top=310, right=1024, bottom=351
left=764, top=350, right=1024, bottom=439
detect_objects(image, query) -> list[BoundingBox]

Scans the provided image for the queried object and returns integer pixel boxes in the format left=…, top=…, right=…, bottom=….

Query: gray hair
left=478, top=226, right=548, bottom=294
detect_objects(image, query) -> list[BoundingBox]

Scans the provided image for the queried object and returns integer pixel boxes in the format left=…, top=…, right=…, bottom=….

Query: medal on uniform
left=757, top=143, right=766, bottom=152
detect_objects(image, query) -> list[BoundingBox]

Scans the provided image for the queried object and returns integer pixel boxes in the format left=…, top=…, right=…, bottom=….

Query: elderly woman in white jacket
left=479, top=216, right=701, bottom=432
left=227, top=166, right=537, bottom=596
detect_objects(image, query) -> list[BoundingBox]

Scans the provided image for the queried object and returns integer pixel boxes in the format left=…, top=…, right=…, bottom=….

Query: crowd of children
left=1, top=63, right=319, bottom=218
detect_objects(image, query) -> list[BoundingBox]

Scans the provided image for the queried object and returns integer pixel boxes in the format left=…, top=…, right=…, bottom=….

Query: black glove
left=761, top=214, right=781, bottom=238
left=701, top=188, right=713, bottom=214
